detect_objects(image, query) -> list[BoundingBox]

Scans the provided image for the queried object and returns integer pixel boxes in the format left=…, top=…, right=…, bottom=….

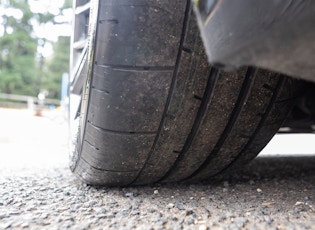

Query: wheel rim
left=69, top=0, right=99, bottom=171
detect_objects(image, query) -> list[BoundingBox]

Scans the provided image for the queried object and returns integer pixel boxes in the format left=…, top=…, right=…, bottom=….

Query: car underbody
left=193, top=0, right=315, bottom=133
left=72, top=0, right=315, bottom=135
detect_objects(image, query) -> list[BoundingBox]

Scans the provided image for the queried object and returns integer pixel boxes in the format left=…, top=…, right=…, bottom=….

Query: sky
left=0, top=0, right=73, bottom=57
left=28, top=0, right=73, bottom=41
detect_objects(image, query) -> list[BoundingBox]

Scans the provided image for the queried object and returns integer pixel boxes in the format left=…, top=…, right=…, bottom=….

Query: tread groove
left=80, top=151, right=139, bottom=173
left=275, top=94, right=301, bottom=103
left=92, top=87, right=110, bottom=95
left=130, top=0, right=192, bottom=185
left=185, top=67, right=258, bottom=180
left=84, top=140, right=100, bottom=151
left=193, top=94, right=203, bottom=100
left=263, top=83, right=275, bottom=91
left=88, top=121, right=157, bottom=135
left=158, top=67, right=220, bottom=182
left=182, top=47, right=192, bottom=53
left=94, top=63, right=174, bottom=72
left=211, top=75, right=287, bottom=178
left=239, top=133, right=252, bottom=139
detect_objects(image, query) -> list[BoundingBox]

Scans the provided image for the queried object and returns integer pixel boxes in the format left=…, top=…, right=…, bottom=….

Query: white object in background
left=27, top=97, right=34, bottom=111
left=259, top=134, right=315, bottom=156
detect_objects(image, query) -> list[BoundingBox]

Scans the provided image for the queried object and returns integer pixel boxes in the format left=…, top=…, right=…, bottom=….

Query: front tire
left=70, top=0, right=300, bottom=186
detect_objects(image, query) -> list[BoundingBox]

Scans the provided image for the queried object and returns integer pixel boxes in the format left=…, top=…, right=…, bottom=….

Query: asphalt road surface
left=0, top=108, right=314, bottom=229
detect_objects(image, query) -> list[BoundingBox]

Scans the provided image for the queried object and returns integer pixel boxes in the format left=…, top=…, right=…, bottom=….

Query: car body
left=193, top=0, right=315, bottom=133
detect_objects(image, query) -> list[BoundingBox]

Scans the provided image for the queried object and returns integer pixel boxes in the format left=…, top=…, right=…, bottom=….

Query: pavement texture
left=0, top=108, right=314, bottom=229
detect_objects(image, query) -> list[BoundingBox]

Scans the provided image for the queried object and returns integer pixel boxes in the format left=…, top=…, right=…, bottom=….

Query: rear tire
left=70, top=0, right=301, bottom=186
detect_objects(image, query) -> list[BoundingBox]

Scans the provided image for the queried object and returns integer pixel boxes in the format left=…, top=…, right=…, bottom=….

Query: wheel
left=70, top=0, right=301, bottom=186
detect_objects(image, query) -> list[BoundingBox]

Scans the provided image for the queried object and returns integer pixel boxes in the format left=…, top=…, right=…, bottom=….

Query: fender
left=193, top=0, right=315, bottom=82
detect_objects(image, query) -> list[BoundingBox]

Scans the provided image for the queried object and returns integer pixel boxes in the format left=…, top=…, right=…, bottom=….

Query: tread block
left=82, top=122, right=155, bottom=172
left=76, top=159, right=139, bottom=186
left=96, top=0, right=186, bottom=66
left=88, top=65, right=172, bottom=132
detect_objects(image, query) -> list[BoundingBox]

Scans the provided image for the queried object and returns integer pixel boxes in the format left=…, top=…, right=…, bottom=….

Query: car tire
left=70, top=0, right=301, bottom=185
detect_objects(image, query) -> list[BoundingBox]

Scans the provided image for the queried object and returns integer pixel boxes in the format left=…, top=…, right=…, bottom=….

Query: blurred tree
left=63, top=0, right=72, bottom=9
left=0, top=0, right=38, bottom=96
left=44, top=36, right=70, bottom=99
left=0, top=0, right=71, bottom=99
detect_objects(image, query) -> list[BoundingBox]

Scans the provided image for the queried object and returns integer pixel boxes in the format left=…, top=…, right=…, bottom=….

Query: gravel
left=0, top=157, right=314, bottom=229
left=0, top=108, right=314, bottom=229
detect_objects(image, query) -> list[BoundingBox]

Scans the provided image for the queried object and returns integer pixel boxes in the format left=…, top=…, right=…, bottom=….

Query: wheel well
left=280, top=81, right=315, bottom=133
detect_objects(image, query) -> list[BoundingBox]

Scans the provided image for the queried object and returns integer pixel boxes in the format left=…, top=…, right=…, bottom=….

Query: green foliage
left=0, top=0, right=38, bottom=96
left=63, top=0, right=73, bottom=9
left=44, top=36, right=70, bottom=99
left=0, top=0, right=71, bottom=99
